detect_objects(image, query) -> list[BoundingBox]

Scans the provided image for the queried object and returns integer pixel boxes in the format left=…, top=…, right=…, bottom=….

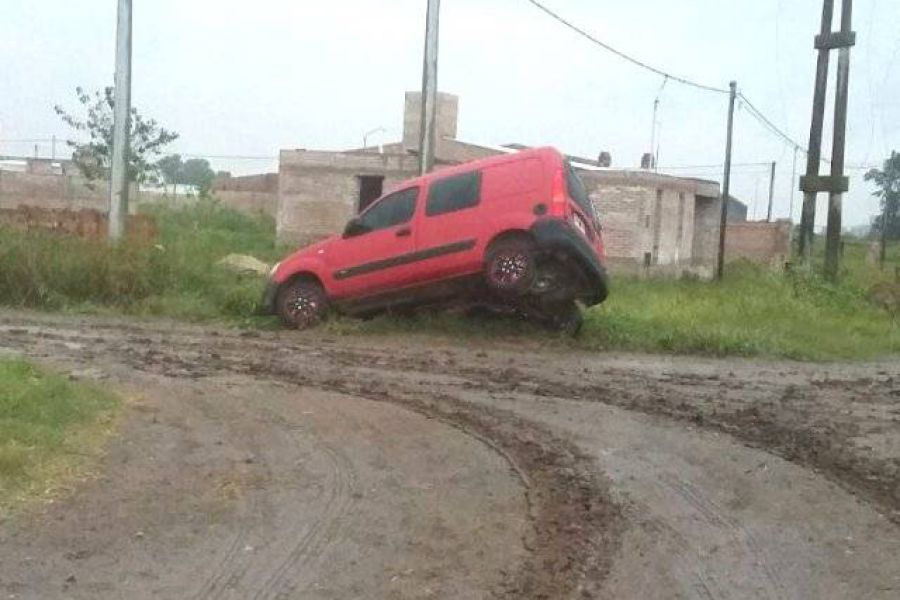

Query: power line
left=522, top=0, right=729, bottom=94
left=523, top=0, right=839, bottom=171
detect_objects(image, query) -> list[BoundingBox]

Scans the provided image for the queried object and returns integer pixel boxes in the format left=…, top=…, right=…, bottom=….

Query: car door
left=325, top=186, right=420, bottom=299
left=412, top=171, right=484, bottom=282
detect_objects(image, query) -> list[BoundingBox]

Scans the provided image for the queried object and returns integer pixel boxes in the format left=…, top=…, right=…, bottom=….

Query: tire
left=547, top=302, right=583, bottom=337
left=276, top=279, right=329, bottom=330
left=484, top=237, right=537, bottom=296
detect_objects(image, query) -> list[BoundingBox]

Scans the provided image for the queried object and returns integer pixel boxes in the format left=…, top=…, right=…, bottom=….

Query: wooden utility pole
left=716, top=81, right=738, bottom=281
left=766, top=161, right=776, bottom=222
left=823, top=0, right=854, bottom=281
left=109, top=0, right=133, bottom=241
left=799, top=0, right=855, bottom=277
left=418, top=0, right=441, bottom=175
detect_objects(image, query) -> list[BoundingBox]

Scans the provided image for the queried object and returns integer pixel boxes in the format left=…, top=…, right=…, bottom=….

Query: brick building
left=276, top=91, right=748, bottom=274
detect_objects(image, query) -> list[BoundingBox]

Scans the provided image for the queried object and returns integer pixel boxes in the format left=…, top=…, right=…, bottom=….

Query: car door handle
left=395, top=227, right=412, bottom=237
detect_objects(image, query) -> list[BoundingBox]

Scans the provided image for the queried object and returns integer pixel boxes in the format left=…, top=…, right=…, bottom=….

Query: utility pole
left=766, top=161, right=776, bottom=222
left=824, top=0, right=854, bottom=281
left=798, top=0, right=835, bottom=261
left=716, top=81, right=738, bottom=281
left=51, top=135, right=56, bottom=161
left=108, top=0, right=133, bottom=241
left=789, top=145, right=798, bottom=221
left=418, top=0, right=441, bottom=176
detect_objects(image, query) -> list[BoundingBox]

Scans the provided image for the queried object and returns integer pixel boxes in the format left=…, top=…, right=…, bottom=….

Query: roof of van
left=403, top=146, right=562, bottom=187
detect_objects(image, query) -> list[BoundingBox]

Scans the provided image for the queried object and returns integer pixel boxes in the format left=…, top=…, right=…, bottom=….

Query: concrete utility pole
left=824, top=0, right=854, bottom=281
left=789, top=145, right=798, bottom=221
left=108, top=0, right=133, bottom=241
left=798, top=0, right=835, bottom=261
left=767, top=161, right=776, bottom=222
left=716, top=81, right=738, bottom=281
left=418, top=0, right=441, bottom=175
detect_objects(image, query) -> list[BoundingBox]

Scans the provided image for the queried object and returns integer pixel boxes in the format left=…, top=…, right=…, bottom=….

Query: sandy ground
left=0, top=310, right=898, bottom=599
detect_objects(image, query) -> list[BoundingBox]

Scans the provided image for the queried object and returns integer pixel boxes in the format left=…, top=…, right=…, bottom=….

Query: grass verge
left=0, top=199, right=282, bottom=324
left=0, top=199, right=897, bottom=361
left=0, top=358, right=121, bottom=514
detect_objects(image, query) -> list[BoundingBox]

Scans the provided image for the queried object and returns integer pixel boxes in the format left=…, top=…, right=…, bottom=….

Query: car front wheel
left=276, top=279, right=329, bottom=330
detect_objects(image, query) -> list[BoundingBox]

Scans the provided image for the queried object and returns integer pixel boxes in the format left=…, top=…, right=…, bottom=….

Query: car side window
left=426, top=171, right=481, bottom=217
left=360, top=187, right=418, bottom=232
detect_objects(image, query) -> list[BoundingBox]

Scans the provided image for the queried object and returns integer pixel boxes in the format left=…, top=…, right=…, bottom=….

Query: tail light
left=549, top=168, right=569, bottom=218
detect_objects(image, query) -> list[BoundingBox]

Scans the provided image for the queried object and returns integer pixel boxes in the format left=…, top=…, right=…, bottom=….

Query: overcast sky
left=1, top=0, right=897, bottom=228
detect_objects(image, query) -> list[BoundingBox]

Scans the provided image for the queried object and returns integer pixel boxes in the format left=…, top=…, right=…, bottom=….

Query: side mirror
left=343, top=217, right=368, bottom=238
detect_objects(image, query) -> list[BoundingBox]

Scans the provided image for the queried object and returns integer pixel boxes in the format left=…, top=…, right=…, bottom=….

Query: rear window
left=426, top=171, right=482, bottom=216
left=565, top=162, right=596, bottom=219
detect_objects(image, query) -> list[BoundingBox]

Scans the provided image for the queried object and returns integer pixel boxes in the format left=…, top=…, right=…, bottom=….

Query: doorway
left=357, top=175, right=384, bottom=213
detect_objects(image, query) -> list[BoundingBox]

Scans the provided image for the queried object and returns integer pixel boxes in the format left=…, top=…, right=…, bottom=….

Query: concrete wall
left=277, top=150, right=419, bottom=245
left=0, top=169, right=110, bottom=212
left=211, top=173, right=278, bottom=217
left=692, top=195, right=721, bottom=267
left=725, top=220, right=791, bottom=265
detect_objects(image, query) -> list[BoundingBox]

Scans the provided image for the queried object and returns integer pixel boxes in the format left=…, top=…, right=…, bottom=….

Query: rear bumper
left=260, top=279, right=279, bottom=315
left=530, top=219, right=609, bottom=306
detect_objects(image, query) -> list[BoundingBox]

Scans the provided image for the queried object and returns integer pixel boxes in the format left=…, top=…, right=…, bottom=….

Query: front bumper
left=260, top=279, right=279, bottom=315
left=529, top=219, right=610, bottom=306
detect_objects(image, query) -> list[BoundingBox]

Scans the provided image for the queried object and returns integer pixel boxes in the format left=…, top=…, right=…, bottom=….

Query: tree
left=157, top=154, right=183, bottom=196
left=180, top=158, right=216, bottom=196
left=54, top=86, right=178, bottom=185
left=864, top=151, right=900, bottom=265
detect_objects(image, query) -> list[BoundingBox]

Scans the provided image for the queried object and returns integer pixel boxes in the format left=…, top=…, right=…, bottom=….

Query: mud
left=0, top=310, right=898, bottom=598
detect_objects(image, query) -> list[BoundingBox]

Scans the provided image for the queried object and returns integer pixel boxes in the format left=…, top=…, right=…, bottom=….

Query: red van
left=262, top=147, right=608, bottom=332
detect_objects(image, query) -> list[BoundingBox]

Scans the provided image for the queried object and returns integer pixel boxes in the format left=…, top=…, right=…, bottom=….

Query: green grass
left=0, top=199, right=897, bottom=360
left=0, top=358, right=120, bottom=512
left=0, top=198, right=284, bottom=324
left=582, top=260, right=899, bottom=360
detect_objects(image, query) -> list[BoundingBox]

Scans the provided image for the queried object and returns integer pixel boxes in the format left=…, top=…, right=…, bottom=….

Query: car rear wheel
left=485, top=237, right=537, bottom=296
left=277, top=279, right=329, bottom=330
left=546, top=301, right=583, bottom=337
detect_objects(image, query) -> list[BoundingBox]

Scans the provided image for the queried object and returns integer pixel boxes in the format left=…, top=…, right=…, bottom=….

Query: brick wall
left=0, top=170, right=109, bottom=212
left=211, top=173, right=279, bottom=217
left=0, top=206, right=156, bottom=241
left=725, top=220, right=791, bottom=265
left=0, top=169, right=150, bottom=214
left=580, top=170, right=716, bottom=267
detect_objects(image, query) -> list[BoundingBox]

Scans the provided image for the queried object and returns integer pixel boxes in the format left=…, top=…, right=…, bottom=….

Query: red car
left=262, top=146, right=608, bottom=332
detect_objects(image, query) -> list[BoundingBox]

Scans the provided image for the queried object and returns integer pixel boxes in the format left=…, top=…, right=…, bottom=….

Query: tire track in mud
left=250, top=435, right=358, bottom=600
left=657, top=474, right=785, bottom=600
left=0, top=321, right=624, bottom=598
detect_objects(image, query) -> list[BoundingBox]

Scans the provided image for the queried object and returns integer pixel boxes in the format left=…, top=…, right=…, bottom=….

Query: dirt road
left=1, top=311, right=898, bottom=599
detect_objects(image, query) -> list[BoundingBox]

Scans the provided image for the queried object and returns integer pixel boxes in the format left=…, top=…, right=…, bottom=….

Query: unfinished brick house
left=275, top=92, right=750, bottom=275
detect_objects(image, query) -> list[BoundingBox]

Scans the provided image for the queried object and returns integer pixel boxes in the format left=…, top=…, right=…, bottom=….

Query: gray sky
left=1, top=0, right=897, bottom=228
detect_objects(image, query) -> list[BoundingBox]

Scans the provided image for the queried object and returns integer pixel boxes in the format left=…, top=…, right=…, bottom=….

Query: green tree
left=156, top=154, right=183, bottom=196
left=180, top=158, right=216, bottom=196
left=864, top=151, right=900, bottom=264
left=54, top=86, right=178, bottom=185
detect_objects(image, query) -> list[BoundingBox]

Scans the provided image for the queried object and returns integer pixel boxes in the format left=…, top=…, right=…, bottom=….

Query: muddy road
left=0, top=310, right=898, bottom=599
